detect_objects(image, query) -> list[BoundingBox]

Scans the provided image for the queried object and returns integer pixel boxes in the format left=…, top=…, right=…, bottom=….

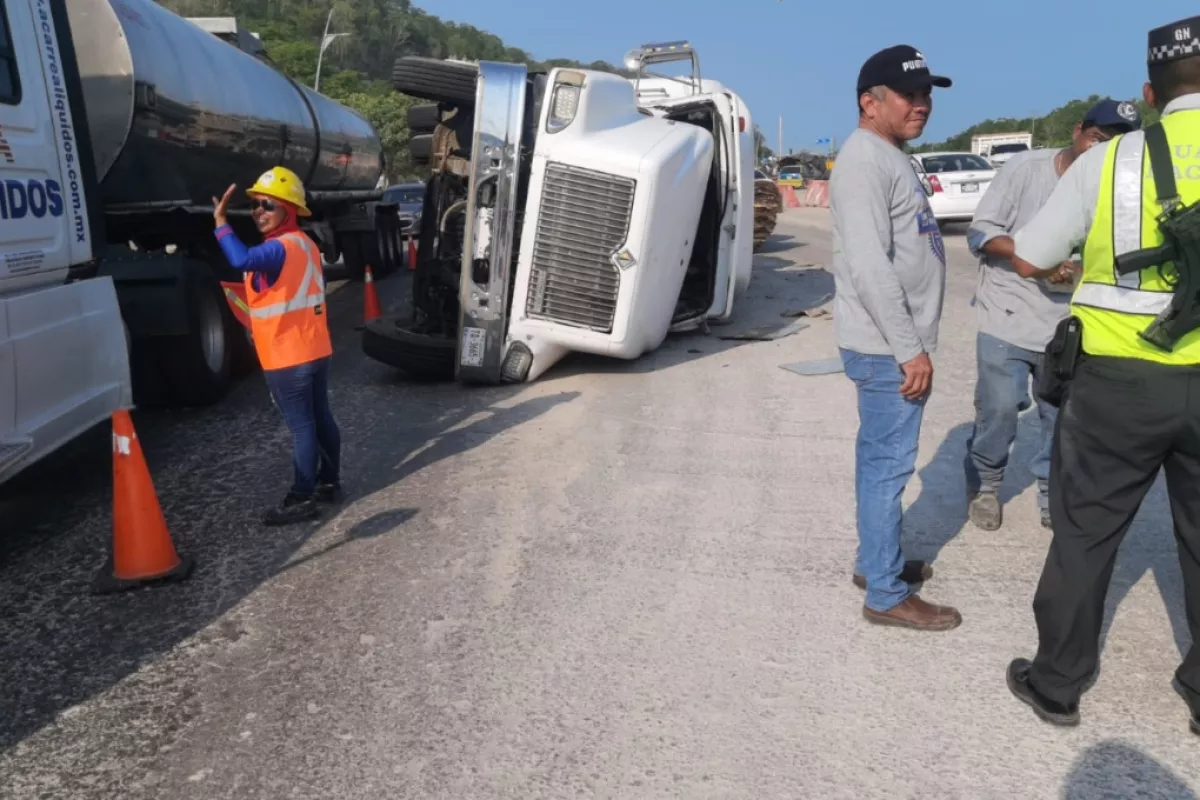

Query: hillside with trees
left=911, top=95, right=1160, bottom=153
left=157, top=0, right=631, bottom=180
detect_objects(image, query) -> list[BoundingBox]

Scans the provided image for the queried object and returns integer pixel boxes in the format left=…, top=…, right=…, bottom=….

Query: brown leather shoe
left=862, top=594, right=962, bottom=631
left=852, top=560, right=933, bottom=591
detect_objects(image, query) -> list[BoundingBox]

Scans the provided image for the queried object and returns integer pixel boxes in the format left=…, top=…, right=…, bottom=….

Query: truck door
left=0, top=0, right=127, bottom=485
left=651, top=92, right=741, bottom=320
left=0, top=0, right=92, bottom=290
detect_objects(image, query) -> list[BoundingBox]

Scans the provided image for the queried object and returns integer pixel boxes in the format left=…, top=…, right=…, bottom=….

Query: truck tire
left=362, top=316, right=456, bottom=380
left=392, top=57, right=479, bottom=106
left=376, top=214, right=404, bottom=278
left=410, top=133, right=433, bottom=163
left=161, top=260, right=235, bottom=406
left=407, top=103, right=443, bottom=134
left=340, top=225, right=399, bottom=282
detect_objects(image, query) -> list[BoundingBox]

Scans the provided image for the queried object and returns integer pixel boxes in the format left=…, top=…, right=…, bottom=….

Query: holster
left=1037, top=315, right=1083, bottom=408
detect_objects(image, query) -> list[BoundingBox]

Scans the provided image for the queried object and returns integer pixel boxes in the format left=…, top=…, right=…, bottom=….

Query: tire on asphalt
left=361, top=316, right=457, bottom=380
left=406, top=103, right=443, bottom=134
left=392, top=57, right=479, bottom=106
left=160, top=259, right=235, bottom=407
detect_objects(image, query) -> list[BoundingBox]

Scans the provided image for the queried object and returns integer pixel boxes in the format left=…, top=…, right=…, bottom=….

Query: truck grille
left=525, top=162, right=636, bottom=333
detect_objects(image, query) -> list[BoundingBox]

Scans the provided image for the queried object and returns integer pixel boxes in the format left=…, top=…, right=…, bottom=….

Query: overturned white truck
left=362, top=42, right=755, bottom=384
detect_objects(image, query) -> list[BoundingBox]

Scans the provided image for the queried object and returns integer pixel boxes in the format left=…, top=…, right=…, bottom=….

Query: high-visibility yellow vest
left=1074, top=110, right=1200, bottom=364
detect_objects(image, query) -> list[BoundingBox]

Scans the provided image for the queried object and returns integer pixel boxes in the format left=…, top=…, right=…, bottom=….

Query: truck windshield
left=990, top=143, right=1029, bottom=154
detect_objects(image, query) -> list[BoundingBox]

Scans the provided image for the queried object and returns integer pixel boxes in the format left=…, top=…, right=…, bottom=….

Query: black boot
left=314, top=482, right=344, bottom=504
left=262, top=492, right=321, bottom=526
left=1007, top=658, right=1080, bottom=726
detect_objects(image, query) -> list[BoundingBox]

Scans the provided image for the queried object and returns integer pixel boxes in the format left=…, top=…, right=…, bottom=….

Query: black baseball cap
left=856, top=45, right=953, bottom=96
left=1082, top=98, right=1142, bottom=132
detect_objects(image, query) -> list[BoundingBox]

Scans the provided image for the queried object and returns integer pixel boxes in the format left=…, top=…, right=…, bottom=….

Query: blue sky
left=427, top=0, right=1199, bottom=152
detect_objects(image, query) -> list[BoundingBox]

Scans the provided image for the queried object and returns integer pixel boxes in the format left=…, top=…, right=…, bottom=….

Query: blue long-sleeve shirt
left=215, top=224, right=286, bottom=292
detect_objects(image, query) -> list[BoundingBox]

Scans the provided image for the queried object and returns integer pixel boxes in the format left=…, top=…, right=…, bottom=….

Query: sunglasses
left=249, top=198, right=279, bottom=212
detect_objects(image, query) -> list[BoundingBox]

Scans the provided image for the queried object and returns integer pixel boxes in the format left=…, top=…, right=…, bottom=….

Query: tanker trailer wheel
left=161, top=260, right=235, bottom=406
left=410, top=134, right=433, bottom=166
left=362, top=316, right=457, bottom=381
left=339, top=228, right=396, bottom=281
left=392, top=57, right=479, bottom=106
left=407, top=103, right=445, bottom=135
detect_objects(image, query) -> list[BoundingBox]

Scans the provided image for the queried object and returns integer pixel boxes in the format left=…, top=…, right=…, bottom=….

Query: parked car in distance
left=910, top=151, right=996, bottom=223
left=776, top=166, right=805, bottom=189
left=987, top=141, right=1030, bottom=168
left=383, top=182, right=426, bottom=238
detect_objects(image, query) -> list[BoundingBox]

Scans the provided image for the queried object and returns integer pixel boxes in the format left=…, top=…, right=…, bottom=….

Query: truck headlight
left=546, top=70, right=585, bottom=133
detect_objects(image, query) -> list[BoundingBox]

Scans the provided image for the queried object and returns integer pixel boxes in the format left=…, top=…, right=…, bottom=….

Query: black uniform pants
left=1029, top=354, right=1200, bottom=709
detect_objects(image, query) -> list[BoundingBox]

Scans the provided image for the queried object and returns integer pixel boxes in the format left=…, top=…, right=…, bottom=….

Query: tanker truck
left=362, top=41, right=753, bottom=384
left=0, top=0, right=395, bottom=486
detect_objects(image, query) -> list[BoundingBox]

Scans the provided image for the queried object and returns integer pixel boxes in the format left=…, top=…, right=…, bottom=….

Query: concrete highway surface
left=1, top=208, right=1196, bottom=798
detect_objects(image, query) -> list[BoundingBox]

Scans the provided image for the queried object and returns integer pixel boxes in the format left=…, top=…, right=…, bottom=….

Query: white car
left=910, top=151, right=996, bottom=223
left=986, top=141, right=1030, bottom=168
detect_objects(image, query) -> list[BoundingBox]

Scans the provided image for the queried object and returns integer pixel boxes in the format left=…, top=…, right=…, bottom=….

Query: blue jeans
left=840, top=348, right=927, bottom=612
left=964, top=332, right=1056, bottom=512
left=263, top=357, right=341, bottom=497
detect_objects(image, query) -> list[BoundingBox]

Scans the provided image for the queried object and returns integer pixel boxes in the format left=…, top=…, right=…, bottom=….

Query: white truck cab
left=366, top=41, right=755, bottom=384
left=0, top=0, right=130, bottom=485
left=627, top=43, right=755, bottom=330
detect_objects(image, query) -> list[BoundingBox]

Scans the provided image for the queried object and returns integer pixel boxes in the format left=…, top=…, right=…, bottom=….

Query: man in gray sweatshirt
left=829, top=44, right=960, bottom=632
left=963, top=99, right=1142, bottom=532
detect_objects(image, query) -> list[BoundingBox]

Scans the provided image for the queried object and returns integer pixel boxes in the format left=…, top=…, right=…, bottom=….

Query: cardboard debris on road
left=780, top=293, right=834, bottom=320
left=779, top=358, right=845, bottom=377
left=754, top=179, right=782, bottom=252
left=717, top=320, right=810, bottom=342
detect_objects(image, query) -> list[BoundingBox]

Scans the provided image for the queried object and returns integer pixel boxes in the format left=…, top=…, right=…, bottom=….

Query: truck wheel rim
left=200, top=290, right=226, bottom=374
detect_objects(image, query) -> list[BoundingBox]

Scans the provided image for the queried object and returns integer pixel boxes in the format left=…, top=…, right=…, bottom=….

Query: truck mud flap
left=455, top=61, right=528, bottom=385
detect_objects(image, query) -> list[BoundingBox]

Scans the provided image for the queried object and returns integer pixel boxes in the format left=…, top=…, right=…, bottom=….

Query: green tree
left=157, top=0, right=630, bottom=183
left=913, top=96, right=1161, bottom=154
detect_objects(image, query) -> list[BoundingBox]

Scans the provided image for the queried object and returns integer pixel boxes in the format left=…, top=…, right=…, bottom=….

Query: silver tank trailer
left=66, top=0, right=384, bottom=212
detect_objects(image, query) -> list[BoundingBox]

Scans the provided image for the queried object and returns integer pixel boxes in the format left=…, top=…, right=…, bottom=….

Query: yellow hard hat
left=246, top=166, right=311, bottom=216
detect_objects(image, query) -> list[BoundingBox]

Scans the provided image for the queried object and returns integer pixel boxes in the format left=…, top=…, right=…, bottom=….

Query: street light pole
left=314, top=8, right=349, bottom=93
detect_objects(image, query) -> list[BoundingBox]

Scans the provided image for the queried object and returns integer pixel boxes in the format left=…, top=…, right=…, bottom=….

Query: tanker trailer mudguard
left=455, top=61, right=528, bottom=385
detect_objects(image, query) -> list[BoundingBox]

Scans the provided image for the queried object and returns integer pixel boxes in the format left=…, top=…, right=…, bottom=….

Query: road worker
left=212, top=167, right=344, bottom=526
left=991, top=15, right=1200, bottom=733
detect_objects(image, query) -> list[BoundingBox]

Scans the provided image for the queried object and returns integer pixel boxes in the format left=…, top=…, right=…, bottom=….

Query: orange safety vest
left=244, top=231, right=333, bottom=371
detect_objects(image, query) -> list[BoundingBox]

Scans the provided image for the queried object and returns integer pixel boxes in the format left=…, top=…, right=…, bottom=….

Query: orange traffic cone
left=93, top=410, right=194, bottom=594
left=363, top=264, right=383, bottom=323
left=407, top=237, right=417, bottom=271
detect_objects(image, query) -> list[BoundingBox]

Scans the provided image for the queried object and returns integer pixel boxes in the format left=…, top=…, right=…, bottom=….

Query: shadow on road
left=1062, top=740, right=1196, bottom=799
left=542, top=233, right=835, bottom=381
left=903, top=414, right=1041, bottom=565
left=0, top=266, right=579, bottom=755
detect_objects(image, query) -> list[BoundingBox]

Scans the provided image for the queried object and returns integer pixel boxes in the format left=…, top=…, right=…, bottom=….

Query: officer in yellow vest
left=984, top=15, right=1200, bottom=733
